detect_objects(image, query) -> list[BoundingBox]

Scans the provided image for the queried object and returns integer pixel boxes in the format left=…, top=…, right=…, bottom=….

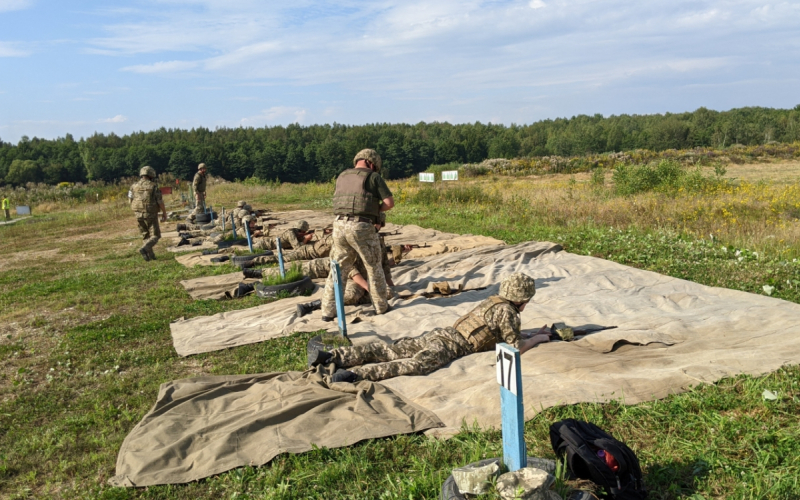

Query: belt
left=336, top=215, right=374, bottom=224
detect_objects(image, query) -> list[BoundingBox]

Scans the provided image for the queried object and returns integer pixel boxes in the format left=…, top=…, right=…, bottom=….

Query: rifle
left=379, top=229, right=402, bottom=237
left=548, top=324, right=617, bottom=341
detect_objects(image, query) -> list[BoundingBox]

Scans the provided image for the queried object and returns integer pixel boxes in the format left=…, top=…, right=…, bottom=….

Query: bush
left=410, top=185, right=499, bottom=205
left=263, top=262, right=304, bottom=286
left=612, top=160, right=726, bottom=195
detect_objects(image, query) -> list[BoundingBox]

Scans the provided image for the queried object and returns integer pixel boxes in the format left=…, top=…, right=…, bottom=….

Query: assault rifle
left=547, top=324, right=617, bottom=341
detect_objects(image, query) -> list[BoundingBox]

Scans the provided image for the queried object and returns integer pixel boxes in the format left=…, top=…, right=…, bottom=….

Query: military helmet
left=198, top=163, right=207, bottom=170
left=353, top=148, right=382, bottom=173
left=236, top=200, right=246, bottom=208
left=139, top=166, right=156, bottom=179
left=499, top=273, right=536, bottom=303
left=242, top=204, right=252, bottom=212
left=293, top=220, right=310, bottom=232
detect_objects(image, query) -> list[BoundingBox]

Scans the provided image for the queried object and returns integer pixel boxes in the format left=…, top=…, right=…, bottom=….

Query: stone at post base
left=496, top=467, right=559, bottom=500
left=452, top=459, right=500, bottom=496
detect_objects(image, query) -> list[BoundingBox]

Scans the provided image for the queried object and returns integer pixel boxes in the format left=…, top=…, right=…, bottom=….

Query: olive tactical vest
left=453, top=296, right=511, bottom=352
left=130, top=179, right=160, bottom=214
left=332, top=168, right=381, bottom=223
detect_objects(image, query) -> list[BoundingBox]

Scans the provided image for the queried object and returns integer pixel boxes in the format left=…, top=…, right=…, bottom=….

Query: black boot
left=176, top=223, right=187, bottom=231
left=296, top=299, right=322, bottom=318
left=330, top=369, right=358, bottom=383
left=138, top=248, right=150, bottom=261
left=243, top=268, right=263, bottom=279
left=240, top=260, right=256, bottom=269
left=147, top=248, right=157, bottom=261
left=310, top=349, right=332, bottom=367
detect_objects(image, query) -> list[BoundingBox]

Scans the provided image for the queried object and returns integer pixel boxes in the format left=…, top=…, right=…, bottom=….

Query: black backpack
left=550, top=419, right=647, bottom=500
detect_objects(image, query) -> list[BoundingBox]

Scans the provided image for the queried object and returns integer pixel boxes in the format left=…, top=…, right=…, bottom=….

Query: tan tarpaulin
left=179, top=272, right=264, bottom=300
left=171, top=210, right=504, bottom=268
left=109, top=366, right=443, bottom=487
left=170, top=241, right=800, bottom=436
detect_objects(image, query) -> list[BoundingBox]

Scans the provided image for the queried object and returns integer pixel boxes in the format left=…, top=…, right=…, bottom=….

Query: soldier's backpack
left=550, top=419, right=647, bottom=500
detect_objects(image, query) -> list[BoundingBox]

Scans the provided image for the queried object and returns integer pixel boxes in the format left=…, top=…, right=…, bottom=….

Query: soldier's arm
left=489, top=305, right=523, bottom=349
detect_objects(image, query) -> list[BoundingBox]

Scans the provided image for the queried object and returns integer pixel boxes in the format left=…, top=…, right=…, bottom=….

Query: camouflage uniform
left=130, top=168, right=164, bottom=259
left=252, top=227, right=304, bottom=251
left=192, top=164, right=207, bottom=215
left=329, top=273, right=536, bottom=382
left=249, top=232, right=332, bottom=265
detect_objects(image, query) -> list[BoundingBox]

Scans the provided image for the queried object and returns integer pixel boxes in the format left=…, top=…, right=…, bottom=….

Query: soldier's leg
left=331, top=334, right=430, bottom=368
left=249, top=254, right=277, bottom=266
left=144, top=217, right=161, bottom=259
left=350, top=328, right=473, bottom=382
left=345, top=224, right=389, bottom=314
left=320, top=221, right=359, bottom=317
left=303, top=258, right=330, bottom=279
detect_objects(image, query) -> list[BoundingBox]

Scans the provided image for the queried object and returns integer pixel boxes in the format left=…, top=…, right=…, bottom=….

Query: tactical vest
left=332, top=168, right=381, bottom=223
left=193, top=172, right=206, bottom=193
left=453, top=296, right=511, bottom=352
left=130, top=179, right=159, bottom=214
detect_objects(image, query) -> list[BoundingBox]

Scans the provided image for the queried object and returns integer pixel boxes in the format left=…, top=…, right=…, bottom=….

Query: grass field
left=1, top=160, right=800, bottom=499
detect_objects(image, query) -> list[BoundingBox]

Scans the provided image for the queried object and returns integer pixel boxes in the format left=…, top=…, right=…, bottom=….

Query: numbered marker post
left=209, top=206, right=214, bottom=223
left=276, top=238, right=285, bottom=278
left=496, top=343, right=526, bottom=472
left=330, top=258, right=348, bottom=338
left=221, top=207, right=225, bottom=232
left=230, top=213, right=237, bottom=239
left=244, top=222, right=254, bottom=253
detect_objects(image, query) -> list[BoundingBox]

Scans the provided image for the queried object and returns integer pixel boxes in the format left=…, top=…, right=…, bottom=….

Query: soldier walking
left=2, top=197, right=10, bottom=221
left=130, top=166, right=167, bottom=261
left=192, top=163, right=207, bottom=215
left=320, top=149, right=394, bottom=320
left=313, top=273, right=551, bottom=383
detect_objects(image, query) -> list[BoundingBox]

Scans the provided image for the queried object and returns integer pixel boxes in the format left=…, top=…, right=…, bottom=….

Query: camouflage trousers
left=248, top=242, right=327, bottom=266
left=136, top=214, right=161, bottom=251
left=321, top=220, right=389, bottom=316
left=193, top=194, right=206, bottom=214
left=252, top=237, right=292, bottom=251
left=331, top=327, right=474, bottom=382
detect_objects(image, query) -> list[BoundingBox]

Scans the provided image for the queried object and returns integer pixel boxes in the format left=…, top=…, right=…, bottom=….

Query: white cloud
left=121, top=60, right=198, bottom=73
left=241, top=107, right=307, bottom=125
left=0, top=0, right=33, bottom=13
left=0, top=41, right=31, bottom=57
left=99, top=115, right=128, bottom=123
left=529, top=0, right=546, bottom=9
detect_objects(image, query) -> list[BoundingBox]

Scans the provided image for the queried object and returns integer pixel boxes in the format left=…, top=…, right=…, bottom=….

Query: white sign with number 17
left=496, top=344, right=518, bottom=395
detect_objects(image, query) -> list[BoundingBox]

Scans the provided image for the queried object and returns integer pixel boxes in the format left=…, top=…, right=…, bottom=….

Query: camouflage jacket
left=453, top=296, right=522, bottom=351
left=192, top=171, right=207, bottom=194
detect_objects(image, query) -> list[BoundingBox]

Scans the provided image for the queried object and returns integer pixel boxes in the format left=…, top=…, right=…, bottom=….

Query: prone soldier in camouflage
left=129, top=166, right=167, bottom=261
left=315, top=273, right=552, bottom=383
left=320, top=149, right=394, bottom=319
left=250, top=220, right=313, bottom=251
left=245, top=226, right=332, bottom=266
left=192, top=163, right=207, bottom=215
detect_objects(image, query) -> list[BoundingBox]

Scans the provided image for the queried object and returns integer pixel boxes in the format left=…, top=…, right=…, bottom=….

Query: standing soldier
left=130, top=166, right=167, bottom=261
left=192, top=163, right=207, bottom=215
left=320, top=149, right=394, bottom=319
left=2, top=196, right=10, bottom=221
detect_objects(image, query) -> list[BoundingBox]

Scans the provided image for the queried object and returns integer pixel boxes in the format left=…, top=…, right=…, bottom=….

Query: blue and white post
left=496, top=343, right=526, bottom=472
left=221, top=207, right=225, bottom=232
left=330, top=258, right=347, bottom=338
left=276, top=237, right=285, bottom=278
left=230, top=213, right=237, bottom=239
left=244, top=221, right=254, bottom=253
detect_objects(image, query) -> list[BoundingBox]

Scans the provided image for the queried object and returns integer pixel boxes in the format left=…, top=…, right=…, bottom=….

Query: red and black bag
left=550, top=419, right=647, bottom=499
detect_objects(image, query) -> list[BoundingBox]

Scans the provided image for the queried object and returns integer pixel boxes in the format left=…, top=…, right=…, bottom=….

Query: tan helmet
left=236, top=200, right=246, bottom=208
left=242, top=204, right=252, bottom=212
left=292, top=220, right=310, bottom=232
left=353, top=148, right=382, bottom=173
left=499, top=273, right=536, bottom=303
left=198, top=163, right=207, bottom=171
left=139, top=166, right=156, bottom=179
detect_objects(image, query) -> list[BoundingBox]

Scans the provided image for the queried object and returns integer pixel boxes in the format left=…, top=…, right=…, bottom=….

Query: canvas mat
left=109, top=365, right=443, bottom=487
left=170, top=209, right=505, bottom=267
left=170, top=240, right=800, bottom=435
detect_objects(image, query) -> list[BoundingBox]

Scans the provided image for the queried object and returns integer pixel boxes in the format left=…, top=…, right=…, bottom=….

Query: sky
left=1, top=0, right=799, bottom=143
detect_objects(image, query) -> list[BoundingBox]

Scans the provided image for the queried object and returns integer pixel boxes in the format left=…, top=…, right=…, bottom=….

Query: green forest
left=2, top=105, right=799, bottom=186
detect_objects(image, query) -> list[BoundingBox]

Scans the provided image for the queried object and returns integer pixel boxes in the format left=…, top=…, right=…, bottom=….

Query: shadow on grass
left=644, top=457, right=710, bottom=499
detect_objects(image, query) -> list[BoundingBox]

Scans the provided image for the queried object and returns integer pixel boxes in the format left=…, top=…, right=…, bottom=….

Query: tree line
left=1, top=105, right=799, bottom=186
